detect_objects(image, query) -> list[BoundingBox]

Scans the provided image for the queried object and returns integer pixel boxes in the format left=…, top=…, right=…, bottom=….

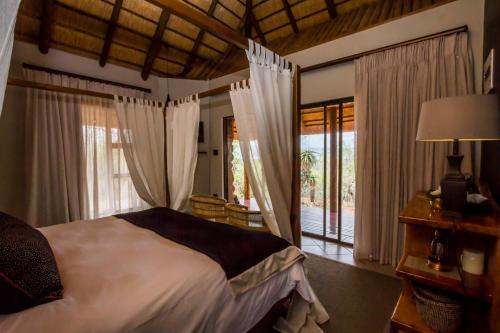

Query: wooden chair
left=225, top=203, right=270, bottom=233
left=189, top=195, right=227, bottom=223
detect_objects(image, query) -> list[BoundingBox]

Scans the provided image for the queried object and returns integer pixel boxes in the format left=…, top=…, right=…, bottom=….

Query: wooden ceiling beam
left=53, top=1, right=207, bottom=61
left=244, top=0, right=266, bottom=45
left=245, top=0, right=253, bottom=38
left=181, top=0, right=219, bottom=76
left=99, top=0, right=123, bottom=67
left=251, top=12, right=266, bottom=44
left=142, top=9, right=171, bottom=80
left=146, top=0, right=248, bottom=49
left=281, top=0, right=298, bottom=33
left=324, top=0, right=337, bottom=19
left=39, top=0, right=55, bottom=54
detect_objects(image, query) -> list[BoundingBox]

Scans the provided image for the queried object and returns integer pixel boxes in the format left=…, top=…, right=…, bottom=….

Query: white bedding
left=0, top=216, right=319, bottom=333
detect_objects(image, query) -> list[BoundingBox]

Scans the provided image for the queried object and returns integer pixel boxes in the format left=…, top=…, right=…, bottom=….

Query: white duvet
left=0, top=216, right=320, bottom=333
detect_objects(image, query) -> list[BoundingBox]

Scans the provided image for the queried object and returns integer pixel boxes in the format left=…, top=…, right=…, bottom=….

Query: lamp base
left=440, top=154, right=467, bottom=218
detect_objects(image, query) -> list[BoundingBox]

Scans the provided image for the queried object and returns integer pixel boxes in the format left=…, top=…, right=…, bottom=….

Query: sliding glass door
left=300, top=98, right=355, bottom=245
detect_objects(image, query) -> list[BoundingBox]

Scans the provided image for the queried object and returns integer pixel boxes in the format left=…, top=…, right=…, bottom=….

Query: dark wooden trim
left=39, top=0, right=55, bottom=54
left=325, top=0, right=337, bottom=19
left=301, top=97, right=353, bottom=109
left=22, top=63, right=152, bottom=93
left=291, top=65, right=301, bottom=247
left=301, top=25, right=468, bottom=73
left=142, top=9, right=171, bottom=80
left=282, top=0, right=299, bottom=33
left=99, top=0, right=123, bottom=67
left=146, top=0, right=248, bottom=49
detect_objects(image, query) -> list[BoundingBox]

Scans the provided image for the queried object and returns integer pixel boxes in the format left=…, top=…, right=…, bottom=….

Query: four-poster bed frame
left=6, top=24, right=469, bottom=248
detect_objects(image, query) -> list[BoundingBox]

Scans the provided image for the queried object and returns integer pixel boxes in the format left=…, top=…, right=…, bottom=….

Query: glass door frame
left=300, top=97, right=354, bottom=247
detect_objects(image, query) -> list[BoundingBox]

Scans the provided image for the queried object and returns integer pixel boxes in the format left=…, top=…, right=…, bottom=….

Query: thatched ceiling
left=15, top=0, right=454, bottom=81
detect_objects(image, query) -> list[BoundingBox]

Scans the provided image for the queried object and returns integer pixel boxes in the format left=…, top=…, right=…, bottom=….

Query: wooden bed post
left=163, top=107, right=171, bottom=208
left=291, top=65, right=301, bottom=247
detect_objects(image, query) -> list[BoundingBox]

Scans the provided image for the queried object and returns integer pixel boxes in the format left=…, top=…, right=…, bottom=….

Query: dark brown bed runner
left=115, top=208, right=292, bottom=279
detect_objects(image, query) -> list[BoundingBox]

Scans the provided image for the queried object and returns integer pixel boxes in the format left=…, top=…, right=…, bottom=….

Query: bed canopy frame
left=5, top=24, right=468, bottom=247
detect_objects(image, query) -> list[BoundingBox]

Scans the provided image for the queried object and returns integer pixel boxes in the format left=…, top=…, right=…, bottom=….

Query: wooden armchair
left=189, top=195, right=227, bottom=223
left=225, top=203, right=270, bottom=233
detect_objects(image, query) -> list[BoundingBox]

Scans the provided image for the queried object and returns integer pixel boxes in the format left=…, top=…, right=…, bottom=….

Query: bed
left=0, top=209, right=326, bottom=333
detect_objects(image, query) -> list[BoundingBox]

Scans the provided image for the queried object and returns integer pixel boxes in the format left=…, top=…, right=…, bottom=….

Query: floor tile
left=301, top=245, right=325, bottom=256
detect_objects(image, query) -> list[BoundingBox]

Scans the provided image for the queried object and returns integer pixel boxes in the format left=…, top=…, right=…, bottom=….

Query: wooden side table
left=390, top=193, right=500, bottom=333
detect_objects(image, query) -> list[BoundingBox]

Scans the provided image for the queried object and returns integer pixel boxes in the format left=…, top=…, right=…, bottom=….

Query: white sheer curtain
left=166, top=96, right=200, bottom=211
left=82, top=98, right=148, bottom=219
left=114, top=97, right=166, bottom=207
left=25, top=69, right=147, bottom=226
left=229, top=81, right=280, bottom=236
left=0, top=0, right=20, bottom=116
left=246, top=41, right=294, bottom=243
left=354, top=32, right=475, bottom=265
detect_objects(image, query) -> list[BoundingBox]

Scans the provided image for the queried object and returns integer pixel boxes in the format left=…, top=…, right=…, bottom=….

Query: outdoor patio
left=301, top=206, right=354, bottom=244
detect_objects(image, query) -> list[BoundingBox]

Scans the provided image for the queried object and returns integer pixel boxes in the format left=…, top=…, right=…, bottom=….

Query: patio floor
left=301, top=206, right=354, bottom=244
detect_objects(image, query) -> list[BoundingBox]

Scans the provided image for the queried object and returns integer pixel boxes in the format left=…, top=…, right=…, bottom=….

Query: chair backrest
left=190, top=195, right=227, bottom=223
left=225, top=203, right=270, bottom=233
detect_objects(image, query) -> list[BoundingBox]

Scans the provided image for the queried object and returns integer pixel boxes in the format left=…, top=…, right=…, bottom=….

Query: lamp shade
left=416, top=94, right=500, bottom=141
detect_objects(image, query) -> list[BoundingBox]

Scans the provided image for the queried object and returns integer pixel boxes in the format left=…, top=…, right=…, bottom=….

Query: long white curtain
left=246, top=41, right=294, bottom=243
left=25, top=70, right=88, bottom=227
left=25, top=69, right=147, bottom=226
left=166, top=96, right=200, bottom=211
left=0, top=0, right=21, bottom=116
left=229, top=81, right=280, bottom=236
left=114, top=97, right=166, bottom=208
left=354, top=32, right=475, bottom=265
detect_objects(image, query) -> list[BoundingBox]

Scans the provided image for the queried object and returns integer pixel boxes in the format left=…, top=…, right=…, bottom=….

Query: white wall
left=9, top=42, right=162, bottom=98
left=292, top=0, right=485, bottom=103
left=201, top=0, right=485, bottom=197
left=0, top=41, right=205, bottom=219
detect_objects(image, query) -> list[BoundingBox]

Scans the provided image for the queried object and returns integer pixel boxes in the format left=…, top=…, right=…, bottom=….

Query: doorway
left=300, top=97, right=355, bottom=245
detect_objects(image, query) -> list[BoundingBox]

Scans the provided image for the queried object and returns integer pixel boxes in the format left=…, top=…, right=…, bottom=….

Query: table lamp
left=416, top=94, right=500, bottom=217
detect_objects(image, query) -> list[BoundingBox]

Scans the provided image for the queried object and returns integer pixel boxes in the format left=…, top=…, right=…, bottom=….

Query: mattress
left=0, top=216, right=317, bottom=333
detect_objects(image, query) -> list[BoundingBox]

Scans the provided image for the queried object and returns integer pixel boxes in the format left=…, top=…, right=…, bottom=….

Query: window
left=223, top=116, right=256, bottom=208
left=81, top=103, right=147, bottom=218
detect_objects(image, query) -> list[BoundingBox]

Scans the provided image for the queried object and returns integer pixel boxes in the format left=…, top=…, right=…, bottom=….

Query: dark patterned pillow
left=0, top=212, right=63, bottom=314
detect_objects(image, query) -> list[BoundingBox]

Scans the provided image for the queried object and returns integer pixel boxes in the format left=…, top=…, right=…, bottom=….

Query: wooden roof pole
left=100, top=0, right=124, bottom=67
left=39, top=0, right=55, bottom=54
left=281, top=0, right=298, bottom=33
left=142, top=10, right=171, bottom=80
left=324, top=0, right=337, bottom=19
left=145, top=0, right=248, bottom=50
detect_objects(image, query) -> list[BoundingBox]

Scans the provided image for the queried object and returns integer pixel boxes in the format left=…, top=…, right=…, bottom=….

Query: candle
left=461, top=248, right=485, bottom=275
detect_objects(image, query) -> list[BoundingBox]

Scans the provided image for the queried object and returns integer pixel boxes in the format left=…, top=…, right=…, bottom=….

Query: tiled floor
left=301, top=206, right=354, bottom=244
left=302, top=235, right=396, bottom=277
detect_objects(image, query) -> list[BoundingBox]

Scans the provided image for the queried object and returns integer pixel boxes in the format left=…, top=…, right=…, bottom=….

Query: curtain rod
left=300, top=25, right=468, bottom=73
left=6, top=77, right=240, bottom=107
left=6, top=78, right=165, bottom=105
left=22, top=63, right=152, bottom=94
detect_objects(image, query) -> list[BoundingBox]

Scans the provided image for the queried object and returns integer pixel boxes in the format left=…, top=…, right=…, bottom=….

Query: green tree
left=301, top=150, right=319, bottom=203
